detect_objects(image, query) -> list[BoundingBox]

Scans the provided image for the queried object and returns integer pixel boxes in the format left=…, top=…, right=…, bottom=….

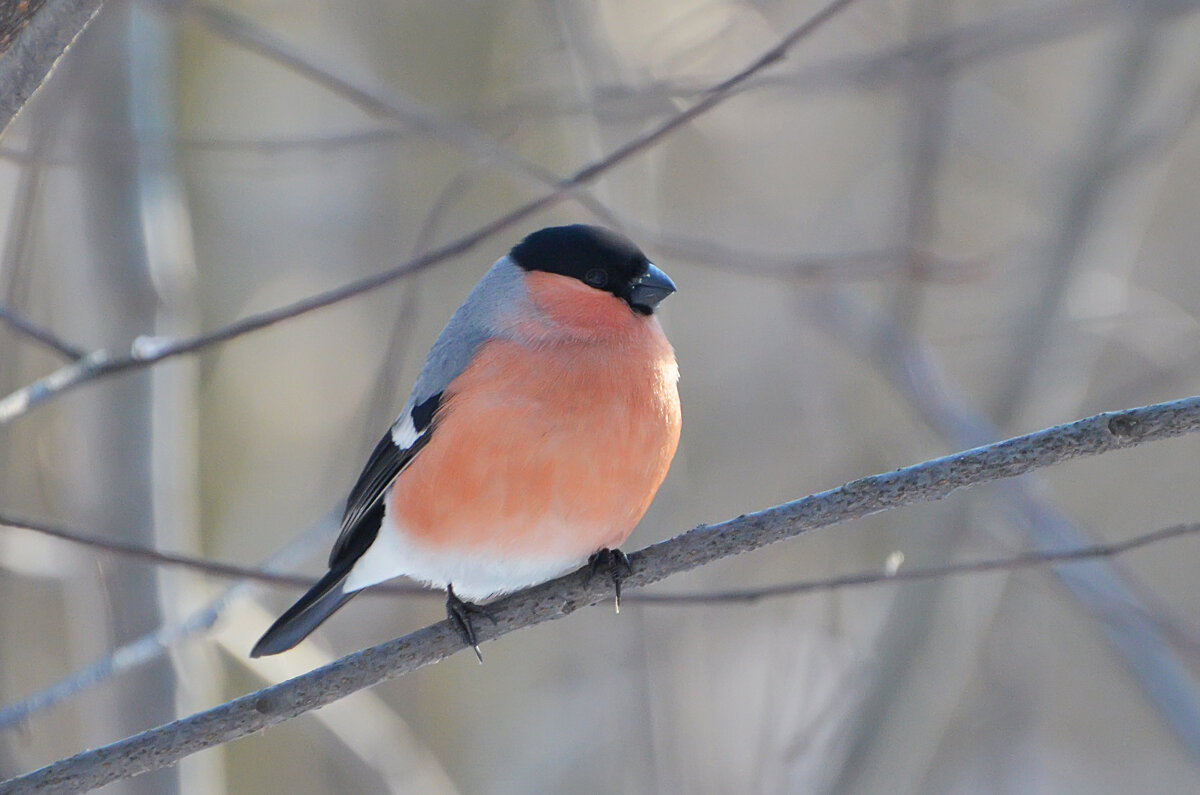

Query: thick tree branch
left=0, top=0, right=106, bottom=138
left=4, top=394, right=1200, bottom=792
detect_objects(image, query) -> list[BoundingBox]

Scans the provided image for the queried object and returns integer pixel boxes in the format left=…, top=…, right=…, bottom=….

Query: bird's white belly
left=342, top=512, right=591, bottom=602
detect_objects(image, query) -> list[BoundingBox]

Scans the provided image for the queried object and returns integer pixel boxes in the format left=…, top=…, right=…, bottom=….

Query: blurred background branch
left=3, top=509, right=1198, bottom=604
left=0, top=0, right=858, bottom=426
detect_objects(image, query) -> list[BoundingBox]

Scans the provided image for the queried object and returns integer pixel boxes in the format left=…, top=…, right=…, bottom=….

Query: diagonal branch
left=0, top=512, right=327, bottom=589
left=0, top=304, right=85, bottom=360
left=0, top=0, right=107, bottom=138
left=0, top=514, right=344, bottom=732
left=0, top=0, right=862, bottom=425
left=811, top=290, right=1200, bottom=746
left=5, top=394, right=1200, bottom=792
left=5, top=506, right=1198, bottom=604
left=635, top=522, right=1200, bottom=603
left=161, top=0, right=571, bottom=199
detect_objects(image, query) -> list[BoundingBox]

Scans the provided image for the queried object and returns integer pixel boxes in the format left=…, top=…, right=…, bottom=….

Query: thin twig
left=0, top=0, right=1187, bottom=172
left=0, top=304, right=86, bottom=360
left=634, top=523, right=1200, bottom=603
left=0, top=118, right=78, bottom=363
left=0, top=0, right=1175, bottom=161
left=631, top=233, right=979, bottom=283
left=0, top=512, right=337, bottom=590
left=5, top=509, right=1198, bottom=606
left=0, top=0, right=864, bottom=425
left=0, top=515, right=341, bottom=732
left=164, top=0, right=578, bottom=203
left=993, top=13, right=1159, bottom=423
left=5, top=394, right=1200, bottom=791
left=811, top=289, right=1200, bottom=758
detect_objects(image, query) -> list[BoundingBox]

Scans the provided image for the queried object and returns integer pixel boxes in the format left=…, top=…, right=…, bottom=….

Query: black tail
left=251, top=565, right=357, bottom=657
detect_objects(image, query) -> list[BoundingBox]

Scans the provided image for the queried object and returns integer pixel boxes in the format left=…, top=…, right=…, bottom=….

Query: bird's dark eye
left=584, top=268, right=609, bottom=288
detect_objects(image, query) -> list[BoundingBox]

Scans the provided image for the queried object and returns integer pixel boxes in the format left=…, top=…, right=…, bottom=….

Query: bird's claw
left=588, top=548, right=632, bottom=613
left=446, top=584, right=494, bottom=663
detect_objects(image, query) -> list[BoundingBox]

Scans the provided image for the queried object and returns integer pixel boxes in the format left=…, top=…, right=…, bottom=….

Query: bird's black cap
left=511, top=225, right=676, bottom=314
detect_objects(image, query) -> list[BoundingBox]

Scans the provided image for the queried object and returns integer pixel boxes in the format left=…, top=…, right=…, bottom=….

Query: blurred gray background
left=2, top=0, right=1200, bottom=792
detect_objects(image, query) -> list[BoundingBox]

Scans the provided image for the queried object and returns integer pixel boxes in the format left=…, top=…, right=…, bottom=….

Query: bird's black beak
left=626, top=263, right=677, bottom=314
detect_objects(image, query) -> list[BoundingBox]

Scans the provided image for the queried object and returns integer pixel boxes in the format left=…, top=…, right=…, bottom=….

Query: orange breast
left=388, top=306, right=680, bottom=564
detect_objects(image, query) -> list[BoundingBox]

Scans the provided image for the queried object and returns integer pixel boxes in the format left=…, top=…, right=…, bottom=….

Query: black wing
left=329, top=392, right=441, bottom=568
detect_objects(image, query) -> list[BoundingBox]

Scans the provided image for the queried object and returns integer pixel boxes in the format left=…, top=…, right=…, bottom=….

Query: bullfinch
left=251, top=225, right=681, bottom=658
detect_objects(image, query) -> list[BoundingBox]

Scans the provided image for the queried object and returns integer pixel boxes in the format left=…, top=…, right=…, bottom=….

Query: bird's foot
left=446, top=584, right=494, bottom=663
left=588, top=548, right=632, bottom=613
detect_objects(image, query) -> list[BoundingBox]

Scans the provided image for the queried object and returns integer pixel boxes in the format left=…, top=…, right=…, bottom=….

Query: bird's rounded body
left=252, top=225, right=680, bottom=657
left=348, top=270, right=680, bottom=600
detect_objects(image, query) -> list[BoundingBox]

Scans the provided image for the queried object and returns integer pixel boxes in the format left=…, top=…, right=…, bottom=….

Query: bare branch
left=0, top=512, right=329, bottom=589
left=769, top=0, right=1182, bottom=94
left=0, top=0, right=1188, bottom=158
left=0, top=304, right=85, bottom=360
left=5, top=394, right=1200, bottom=791
left=0, top=349, right=114, bottom=420
left=6, top=507, right=1198, bottom=607
left=159, top=0, right=577, bottom=199
left=0, top=592, right=233, bottom=735
left=628, top=233, right=980, bottom=283
left=0, top=0, right=864, bottom=425
left=0, top=515, right=343, bottom=731
left=994, top=11, right=1161, bottom=422
left=636, top=523, right=1200, bottom=604
left=812, top=289, right=1200, bottom=753
left=1, top=127, right=71, bottom=360
left=0, top=0, right=107, bottom=138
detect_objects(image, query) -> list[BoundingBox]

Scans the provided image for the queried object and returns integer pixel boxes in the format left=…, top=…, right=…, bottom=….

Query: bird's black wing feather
left=329, top=392, right=441, bottom=568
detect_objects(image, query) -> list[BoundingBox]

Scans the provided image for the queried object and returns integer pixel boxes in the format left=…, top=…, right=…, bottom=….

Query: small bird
left=251, top=225, right=681, bottom=659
